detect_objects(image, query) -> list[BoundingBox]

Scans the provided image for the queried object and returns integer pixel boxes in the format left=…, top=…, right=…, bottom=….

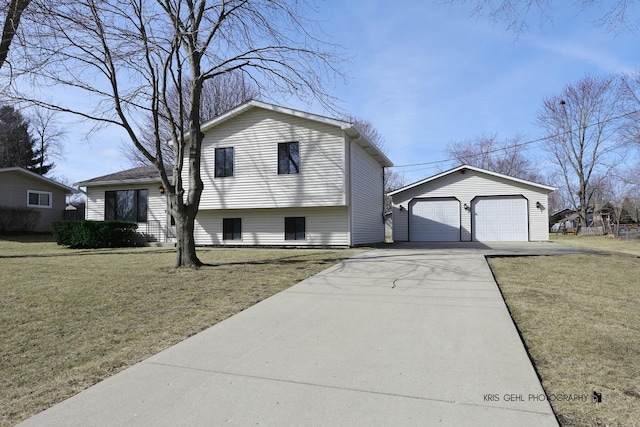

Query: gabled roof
left=551, top=208, right=575, bottom=217
left=76, top=165, right=172, bottom=187
left=389, top=164, right=556, bottom=196
left=0, top=167, right=76, bottom=193
left=198, top=100, right=393, bottom=167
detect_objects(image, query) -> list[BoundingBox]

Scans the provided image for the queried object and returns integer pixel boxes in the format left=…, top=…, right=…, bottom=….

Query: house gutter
left=74, top=178, right=164, bottom=188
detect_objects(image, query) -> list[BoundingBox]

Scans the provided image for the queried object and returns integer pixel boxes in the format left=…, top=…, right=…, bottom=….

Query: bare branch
left=536, top=74, right=625, bottom=228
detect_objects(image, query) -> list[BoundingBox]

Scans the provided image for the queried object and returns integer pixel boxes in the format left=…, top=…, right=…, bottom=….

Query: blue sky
left=49, top=1, right=640, bottom=187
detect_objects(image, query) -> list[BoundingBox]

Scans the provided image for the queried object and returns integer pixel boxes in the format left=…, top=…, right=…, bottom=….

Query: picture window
left=105, top=189, right=148, bottom=222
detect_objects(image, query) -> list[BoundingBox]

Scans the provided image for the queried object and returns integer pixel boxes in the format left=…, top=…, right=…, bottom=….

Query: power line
left=390, top=108, right=640, bottom=169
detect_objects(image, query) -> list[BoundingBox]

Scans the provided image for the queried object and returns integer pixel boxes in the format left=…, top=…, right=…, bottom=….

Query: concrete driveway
left=19, top=242, right=570, bottom=426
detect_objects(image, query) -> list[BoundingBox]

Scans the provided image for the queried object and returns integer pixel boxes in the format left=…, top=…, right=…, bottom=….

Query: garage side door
left=410, top=198, right=460, bottom=241
left=472, top=196, right=528, bottom=242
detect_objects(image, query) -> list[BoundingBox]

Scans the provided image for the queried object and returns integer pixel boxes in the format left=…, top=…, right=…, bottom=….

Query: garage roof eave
left=388, top=164, right=556, bottom=196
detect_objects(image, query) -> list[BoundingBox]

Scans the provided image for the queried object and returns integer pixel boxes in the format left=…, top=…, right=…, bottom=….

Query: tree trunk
left=579, top=207, right=588, bottom=228
left=173, top=207, right=202, bottom=269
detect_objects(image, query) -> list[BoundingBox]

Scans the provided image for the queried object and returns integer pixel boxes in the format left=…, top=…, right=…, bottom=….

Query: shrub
left=0, top=206, right=41, bottom=234
left=51, top=220, right=138, bottom=248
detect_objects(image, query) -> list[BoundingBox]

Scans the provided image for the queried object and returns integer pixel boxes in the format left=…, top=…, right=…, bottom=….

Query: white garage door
left=410, top=198, right=460, bottom=241
left=472, top=197, right=528, bottom=242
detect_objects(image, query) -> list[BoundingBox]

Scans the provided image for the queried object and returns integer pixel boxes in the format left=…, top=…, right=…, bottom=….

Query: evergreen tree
left=0, top=105, right=52, bottom=174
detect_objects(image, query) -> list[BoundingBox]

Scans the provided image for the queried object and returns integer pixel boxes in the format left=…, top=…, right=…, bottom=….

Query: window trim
left=278, top=141, right=300, bottom=175
left=215, top=147, right=234, bottom=178
left=223, top=218, right=242, bottom=241
left=284, top=216, right=306, bottom=241
left=27, top=190, right=52, bottom=209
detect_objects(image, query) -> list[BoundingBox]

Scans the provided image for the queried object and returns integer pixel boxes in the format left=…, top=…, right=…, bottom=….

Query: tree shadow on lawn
left=201, top=254, right=345, bottom=268
left=0, top=247, right=350, bottom=270
left=0, top=248, right=177, bottom=259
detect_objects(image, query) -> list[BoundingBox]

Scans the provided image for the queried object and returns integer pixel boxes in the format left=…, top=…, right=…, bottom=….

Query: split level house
left=76, top=100, right=393, bottom=246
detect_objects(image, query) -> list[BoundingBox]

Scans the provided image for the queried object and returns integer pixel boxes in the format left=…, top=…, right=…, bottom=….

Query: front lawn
left=550, top=233, right=640, bottom=257
left=0, top=236, right=356, bottom=426
left=489, top=237, right=640, bottom=426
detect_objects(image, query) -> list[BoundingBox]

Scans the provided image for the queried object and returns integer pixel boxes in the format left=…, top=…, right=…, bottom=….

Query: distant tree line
left=0, top=104, right=57, bottom=175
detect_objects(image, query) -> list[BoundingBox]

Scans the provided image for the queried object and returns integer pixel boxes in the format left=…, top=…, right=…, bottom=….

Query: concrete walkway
left=19, top=243, right=571, bottom=426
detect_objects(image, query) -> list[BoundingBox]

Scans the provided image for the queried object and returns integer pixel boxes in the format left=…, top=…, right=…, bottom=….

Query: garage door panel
left=410, top=199, right=460, bottom=242
left=473, top=197, right=528, bottom=242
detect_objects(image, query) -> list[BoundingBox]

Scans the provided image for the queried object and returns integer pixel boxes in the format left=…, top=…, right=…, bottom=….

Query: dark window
left=278, top=142, right=299, bottom=174
left=27, top=191, right=51, bottom=208
left=215, top=147, right=234, bottom=177
left=284, top=217, right=305, bottom=240
left=223, top=218, right=242, bottom=241
left=105, top=189, right=148, bottom=222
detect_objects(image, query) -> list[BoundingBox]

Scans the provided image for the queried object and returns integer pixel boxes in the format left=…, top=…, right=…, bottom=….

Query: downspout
left=347, top=134, right=358, bottom=246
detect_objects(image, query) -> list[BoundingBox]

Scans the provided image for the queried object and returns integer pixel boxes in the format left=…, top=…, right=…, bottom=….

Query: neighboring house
left=0, top=167, right=75, bottom=232
left=550, top=208, right=578, bottom=233
left=550, top=213, right=579, bottom=234
left=551, top=208, right=574, bottom=220
left=389, top=165, right=555, bottom=242
left=77, top=100, right=393, bottom=246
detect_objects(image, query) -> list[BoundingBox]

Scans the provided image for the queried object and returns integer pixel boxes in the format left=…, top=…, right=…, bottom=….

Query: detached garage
left=390, top=165, right=555, bottom=242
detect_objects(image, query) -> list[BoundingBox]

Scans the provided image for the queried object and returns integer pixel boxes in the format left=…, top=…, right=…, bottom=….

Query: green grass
left=489, top=237, right=640, bottom=426
left=0, top=236, right=357, bottom=426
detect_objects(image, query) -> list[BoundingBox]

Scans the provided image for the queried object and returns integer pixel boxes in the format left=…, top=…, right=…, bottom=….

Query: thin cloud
left=533, top=38, right=636, bottom=74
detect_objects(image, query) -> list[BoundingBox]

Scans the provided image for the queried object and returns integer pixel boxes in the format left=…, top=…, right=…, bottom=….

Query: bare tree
left=536, top=74, right=625, bottom=228
left=346, top=115, right=386, bottom=152
left=198, top=71, right=260, bottom=121
left=8, top=0, right=343, bottom=268
left=124, top=71, right=259, bottom=166
left=444, top=1, right=640, bottom=35
left=600, top=165, right=640, bottom=224
left=598, top=176, right=635, bottom=229
left=446, top=133, right=541, bottom=182
left=30, top=106, right=65, bottom=174
left=619, top=70, right=640, bottom=147
left=545, top=168, right=570, bottom=213
left=0, top=0, right=31, bottom=70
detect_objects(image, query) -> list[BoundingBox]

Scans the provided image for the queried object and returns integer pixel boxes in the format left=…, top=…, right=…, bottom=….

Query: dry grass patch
left=551, top=234, right=640, bottom=257
left=0, top=236, right=357, bottom=426
left=488, top=253, right=640, bottom=426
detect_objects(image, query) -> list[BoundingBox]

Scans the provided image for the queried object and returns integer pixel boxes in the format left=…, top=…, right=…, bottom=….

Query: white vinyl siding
left=350, top=141, right=385, bottom=245
left=409, top=198, right=460, bottom=241
left=392, top=169, right=551, bottom=242
left=472, top=197, right=528, bottom=241
left=193, top=207, right=349, bottom=246
left=392, top=205, right=409, bottom=242
left=85, top=183, right=168, bottom=242
left=187, top=108, right=346, bottom=210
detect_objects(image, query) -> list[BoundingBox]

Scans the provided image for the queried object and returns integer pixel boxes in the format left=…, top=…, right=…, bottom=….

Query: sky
left=42, top=0, right=640, bottom=187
